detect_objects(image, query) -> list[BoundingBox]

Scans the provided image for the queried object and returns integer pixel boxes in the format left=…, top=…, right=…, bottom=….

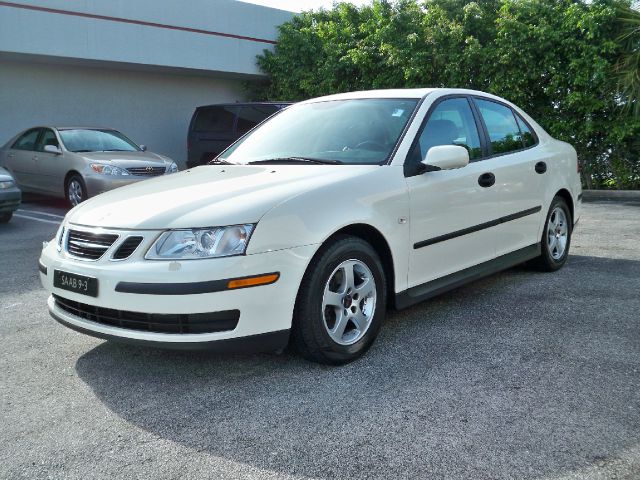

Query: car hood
left=77, top=151, right=170, bottom=167
left=66, top=164, right=377, bottom=229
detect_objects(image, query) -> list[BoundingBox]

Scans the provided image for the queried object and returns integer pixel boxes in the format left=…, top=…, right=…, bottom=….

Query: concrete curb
left=582, top=190, right=640, bottom=202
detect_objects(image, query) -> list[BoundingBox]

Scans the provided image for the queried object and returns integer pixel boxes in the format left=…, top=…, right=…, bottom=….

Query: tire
left=291, top=235, right=387, bottom=365
left=531, top=196, right=572, bottom=271
left=0, top=212, right=12, bottom=223
left=66, top=174, right=87, bottom=207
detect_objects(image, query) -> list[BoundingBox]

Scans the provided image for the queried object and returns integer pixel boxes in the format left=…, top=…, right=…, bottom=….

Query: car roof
left=297, top=88, right=511, bottom=104
left=196, top=102, right=293, bottom=109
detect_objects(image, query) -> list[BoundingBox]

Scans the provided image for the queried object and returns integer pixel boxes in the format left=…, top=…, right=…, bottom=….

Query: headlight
left=90, top=164, right=129, bottom=176
left=146, top=224, right=254, bottom=260
left=54, top=223, right=66, bottom=252
left=0, top=180, right=14, bottom=189
left=167, top=162, right=178, bottom=174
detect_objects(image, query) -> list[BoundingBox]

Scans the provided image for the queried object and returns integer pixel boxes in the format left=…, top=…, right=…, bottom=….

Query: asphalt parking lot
left=1, top=196, right=639, bottom=480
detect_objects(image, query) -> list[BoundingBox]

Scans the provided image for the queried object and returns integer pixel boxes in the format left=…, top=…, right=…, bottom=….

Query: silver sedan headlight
left=167, top=162, right=178, bottom=174
left=90, top=164, right=129, bottom=176
left=0, top=180, right=14, bottom=189
left=146, top=225, right=254, bottom=260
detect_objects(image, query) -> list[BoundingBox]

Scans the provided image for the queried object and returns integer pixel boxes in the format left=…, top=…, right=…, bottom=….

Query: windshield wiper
left=207, top=158, right=236, bottom=165
left=248, top=157, right=342, bottom=165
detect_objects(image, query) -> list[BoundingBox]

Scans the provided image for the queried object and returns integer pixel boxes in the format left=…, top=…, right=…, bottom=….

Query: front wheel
left=291, top=236, right=387, bottom=365
left=66, top=174, right=87, bottom=207
left=531, top=196, right=572, bottom=271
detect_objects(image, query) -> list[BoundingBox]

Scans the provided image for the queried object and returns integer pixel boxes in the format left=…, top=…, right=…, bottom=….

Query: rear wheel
left=66, top=174, right=87, bottom=207
left=531, top=196, right=572, bottom=271
left=0, top=212, right=12, bottom=223
left=291, top=236, right=387, bottom=365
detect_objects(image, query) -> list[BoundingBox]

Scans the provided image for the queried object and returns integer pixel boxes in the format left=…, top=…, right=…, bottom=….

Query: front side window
left=12, top=129, right=41, bottom=151
left=37, top=129, right=59, bottom=151
left=409, top=97, right=482, bottom=165
left=475, top=99, right=523, bottom=155
left=220, top=98, right=419, bottom=165
left=194, top=106, right=237, bottom=133
left=58, top=129, right=139, bottom=153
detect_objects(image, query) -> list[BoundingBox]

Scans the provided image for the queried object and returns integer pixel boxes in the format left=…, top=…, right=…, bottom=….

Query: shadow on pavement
left=74, top=255, right=640, bottom=479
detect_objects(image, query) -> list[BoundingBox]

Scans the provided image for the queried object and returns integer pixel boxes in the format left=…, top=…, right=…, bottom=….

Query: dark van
left=187, top=102, right=291, bottom=168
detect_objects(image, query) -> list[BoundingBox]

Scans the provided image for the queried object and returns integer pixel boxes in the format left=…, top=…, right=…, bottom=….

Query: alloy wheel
left=321, top=259, right=377, bottom=346
left=547, top=206, right=568, bottom=260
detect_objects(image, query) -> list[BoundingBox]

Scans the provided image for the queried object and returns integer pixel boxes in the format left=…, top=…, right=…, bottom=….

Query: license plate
left=54, top=270, right=98, bottom=297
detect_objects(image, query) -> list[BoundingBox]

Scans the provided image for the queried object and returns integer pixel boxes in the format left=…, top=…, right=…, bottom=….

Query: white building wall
left=0, top=60, right=245, bottom=168
left=0, top=0, right=292, bottom=76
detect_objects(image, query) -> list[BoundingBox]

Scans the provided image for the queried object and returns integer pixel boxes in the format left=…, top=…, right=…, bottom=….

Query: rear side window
left=193, top=106, right=237, bottom=133
left=236, top=105, right=279, bottom=134
left=515, top=114, right=536, bottom=148
left=475, top=99, right=523, bottom=155
left=12, top=129, right=40, bottom=151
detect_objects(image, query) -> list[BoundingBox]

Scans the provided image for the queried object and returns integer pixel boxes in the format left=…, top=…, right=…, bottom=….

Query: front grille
left=126, top=166, right=166, bottom=176
left=112, top=236, right=143, bottom=260
left=54, top=295, right=239, bottom=334
left=66, top=229, right=119, bottom=260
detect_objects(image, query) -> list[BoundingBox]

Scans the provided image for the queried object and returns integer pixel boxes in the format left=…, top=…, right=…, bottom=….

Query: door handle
left=7, top=153, right=14, bottom=158
left=33, top=155, right=39, bottom=161
left=478, top=172, right=495, bottom=188
left=535, top=161, right=547, bottom=174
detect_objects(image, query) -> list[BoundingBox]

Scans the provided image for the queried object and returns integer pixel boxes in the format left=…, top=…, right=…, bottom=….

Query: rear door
left=4, top=128, right=41, bottom=190
left=188, top=105, right=238, bottom=166
left=471, top=97, right=544, bottom=256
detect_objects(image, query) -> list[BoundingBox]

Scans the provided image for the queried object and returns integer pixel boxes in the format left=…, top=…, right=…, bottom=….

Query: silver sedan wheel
left=68, top=179, right=84, bottom=206
left=547, top=207, right=568, bottom=260
left=322, top=259, right=377, bottom=346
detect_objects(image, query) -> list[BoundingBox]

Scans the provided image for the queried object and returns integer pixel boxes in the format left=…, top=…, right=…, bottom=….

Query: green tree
left=252, top=0, right=640, bottom=189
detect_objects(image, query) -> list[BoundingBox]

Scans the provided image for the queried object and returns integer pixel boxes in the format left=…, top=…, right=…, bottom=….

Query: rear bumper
left=0, top=188, right=21, bottom=213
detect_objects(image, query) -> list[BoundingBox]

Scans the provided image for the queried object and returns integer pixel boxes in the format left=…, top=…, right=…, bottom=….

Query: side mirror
left=421, top=145, right=469, bottom=172
left=43, top=145, right=62, bottom=155
left=139, top=145, right=147, bottom=152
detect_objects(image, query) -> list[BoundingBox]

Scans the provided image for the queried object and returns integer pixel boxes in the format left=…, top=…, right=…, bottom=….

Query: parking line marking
left=13, top=213, right=61, bottom=225
left=17, top=209, right=65, bottom=219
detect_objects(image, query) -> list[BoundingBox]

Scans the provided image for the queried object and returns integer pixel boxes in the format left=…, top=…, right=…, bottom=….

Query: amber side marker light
left=227, top=273, right=280, bottom=290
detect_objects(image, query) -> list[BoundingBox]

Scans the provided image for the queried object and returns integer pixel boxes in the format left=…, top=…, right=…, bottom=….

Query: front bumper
left=40, top=236, right=317, bottom=349
left=0, top=187, right=21, bottom=213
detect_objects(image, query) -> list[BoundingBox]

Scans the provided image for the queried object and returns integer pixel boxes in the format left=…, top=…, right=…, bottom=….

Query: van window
left=194, top=106, right=237, bottom=133
left=236, top=105, right=279, bottom=135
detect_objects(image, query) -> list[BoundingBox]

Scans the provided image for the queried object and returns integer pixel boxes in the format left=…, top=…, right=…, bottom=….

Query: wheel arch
left=318, top=223, right=396, bottom=309
left=555, top=188, right=574, bottom=223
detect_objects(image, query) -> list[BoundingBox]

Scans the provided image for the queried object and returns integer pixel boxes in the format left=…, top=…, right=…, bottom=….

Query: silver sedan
left=0, top=127, right=179, bottom=206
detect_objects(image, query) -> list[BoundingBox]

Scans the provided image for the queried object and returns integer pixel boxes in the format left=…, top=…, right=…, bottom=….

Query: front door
left=405, top=96, right=500, bottom=289
left=34, top=128, right=66, bottom=195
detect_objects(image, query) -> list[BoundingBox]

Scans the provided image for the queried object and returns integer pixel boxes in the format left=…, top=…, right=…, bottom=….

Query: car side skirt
left=395, top=243, right=541, bottom=310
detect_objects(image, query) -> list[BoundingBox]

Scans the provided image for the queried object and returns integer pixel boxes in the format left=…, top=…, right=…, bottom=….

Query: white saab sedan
left=39, top=89, right=582, bottom=364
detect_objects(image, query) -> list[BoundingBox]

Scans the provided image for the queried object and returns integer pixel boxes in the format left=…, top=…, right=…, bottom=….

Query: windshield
left=219, top=98, right=419, bottom=165
left=59, top=129, right=140, bottom=153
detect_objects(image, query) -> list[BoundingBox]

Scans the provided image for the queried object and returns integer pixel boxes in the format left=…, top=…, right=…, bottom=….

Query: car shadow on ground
left=74, top=255, right=640, bottom=479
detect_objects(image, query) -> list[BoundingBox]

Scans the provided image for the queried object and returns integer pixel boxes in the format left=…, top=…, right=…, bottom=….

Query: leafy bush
left=252, top=0, right=640, bottom=189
